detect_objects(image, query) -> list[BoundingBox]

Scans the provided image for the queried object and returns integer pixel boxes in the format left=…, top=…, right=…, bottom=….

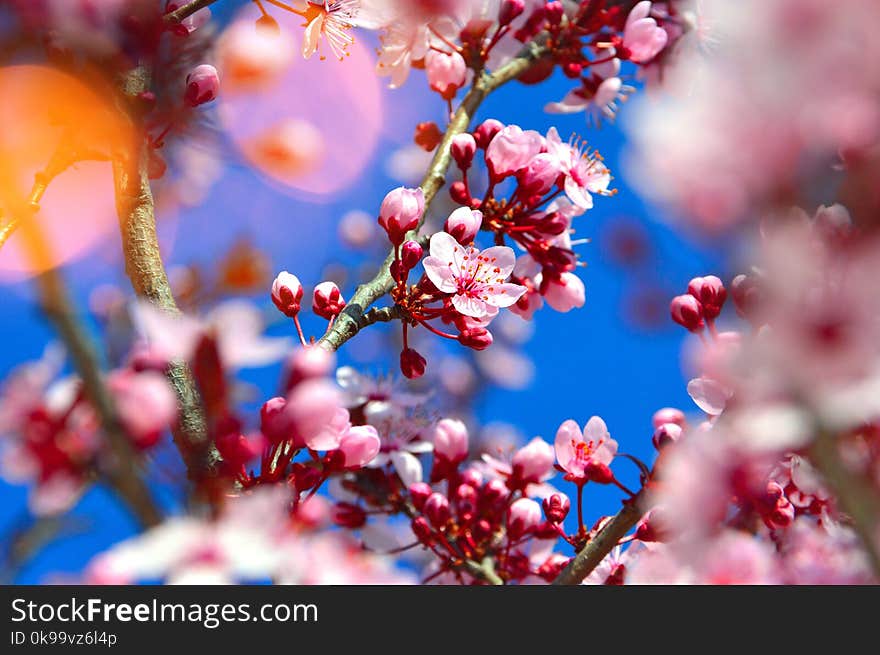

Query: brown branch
left=163, top=0, right=219, bottom=24
left=318, top=38, right=551, bottom=352
left=552, top=489, right=648, bottom=585
left=113, top=66, right=222, bottom=484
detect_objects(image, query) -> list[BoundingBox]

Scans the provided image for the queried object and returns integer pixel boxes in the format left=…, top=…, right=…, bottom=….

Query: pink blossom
left=511, top=437, right=555, bottom=484
left=432, top=418, right=469, bottom=463
left=286, top=380, right=343, bottom=450
left=450, top=133, right=477, bottom=170
left=544, top=127, right=611, bottom=210
left=109, top=371, right=177, bottom=449
left=425, top=49, right=467, bottom=99
left=507, top=497, right=542, bottom=539
left=379, top=187, right=425, bottom=245
left=622, top=1, right=668, bottom=63
left=485, top=125, right=545, bottom=180
left=337, top=425, right=382, bottom=468
left=300, top=0, right=358, bottom=61
left=554, top=416, right=618, bottom=481
left=422, top=232, right=526, bottom=319
left=542, top=273, right=585, bottom=313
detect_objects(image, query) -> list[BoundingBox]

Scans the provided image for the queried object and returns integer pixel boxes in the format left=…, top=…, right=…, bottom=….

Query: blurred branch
left=113, top=66, right=222, bottom=487
left=0, top=513, right=89, bottom=584
left=552, top=489, right=647, bottom=585
left=9, top=170, right=162, bottom=528
left=319, top=38, right=551, bottom=351
left=809, top=429, right=880, bottom=576
left=163, top=0, right=220, bottom=24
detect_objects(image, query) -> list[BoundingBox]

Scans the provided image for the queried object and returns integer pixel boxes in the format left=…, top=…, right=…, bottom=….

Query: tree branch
left=318, top=39, right=551, bottom=352
left=113, top=66, right=222, bottom=485
left=163, top=0, right=219, bottom=24
left=552, top=490, right=647, bottom=585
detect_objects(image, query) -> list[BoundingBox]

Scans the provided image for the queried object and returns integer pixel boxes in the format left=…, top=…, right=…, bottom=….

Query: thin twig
left=318, top=38, right=551, bottom=352
left=113, top=66, right=222, bottom=485
left=552, top=489, right=647, bottom=585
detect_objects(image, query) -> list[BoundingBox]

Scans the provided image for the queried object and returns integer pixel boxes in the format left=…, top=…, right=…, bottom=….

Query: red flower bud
left=400, top=240, right=424, bottom=271
left=670, top=294, right=704, bottom=332
left=333, top=502, right=367, bottom=529
left=473, top=119, right=504, bottom=149
left=409, top=482, right=433, bottom=511
left=184, top=64, right=219, bottom=107
left=312, top=281, right=346, bottom=319
left=458, top=327, right=493, bottom=351
left=687, top=275, right=727, bottom=320
left=542, top=493, right=570, bottom=523
left=424, top=492, right=451, bottom=529
left=271, top=271, right=303, bottom=318
left=450, top=133, right=477, bottom=170
left=498, top=0, right=525, bottom=25
left=400, top=348, right=427, bottom=379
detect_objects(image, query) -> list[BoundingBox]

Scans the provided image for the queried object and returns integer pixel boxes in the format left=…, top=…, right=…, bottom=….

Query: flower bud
left=333, top=502, right=367, bottom=528
left=482, top=479, right=508, bottom=507
left=260, top=396, right=292, bottom=444
left=409, top=482, right=433, bottom=511
left=652, top=407, right=686, bottom=429
left=271, top=271, right=303, bottom=317
left=454, top=483, right=478, bottom=519
left=730, top=274, right=761, bottom=321
left=687, top=275, right=726, bottom=320
left=379, top=187, right=425, bottom=245
left=473, top=119, right=504, bottom=149
left=670, top=294, right=704, bottom=332
left=415, top=121, right=443, bottom=151
left=400, top=240, right=424, bottom=271
left=411, top=516, right=434, bottom=544
left=458, top=327, right=493, bottom=351
left=400, top=348, right=427, bottom=379
left=337, top=425, right=381, bottom=468
left=425, top=49, right=467, bottom=100
left=424, top=492, right=451, bottom=529
left=312, top=281, right=346, bottom=319
left=450, top=133, right=477, bottom=170
left=445, top=207, right=482, bottom=245
left=518, top=153, right=562, bottom=196
left=652, top=422, right=682, bottom=450
left=512, top=437, right=555, bottom=484
left=184, top=64, right=220, bottom=107
left=460, top=468, right=483, bottom=489
left=433, top=418, right=469, bottom=463
left=498, top=0, right=526, bottom=25
left=449, top=180, right=473, bottom=206
left=542, top=493, right=570, bottom=523
left=507, top=497, right=541, bottom=539
left=544, top=1, right=564, bottom=25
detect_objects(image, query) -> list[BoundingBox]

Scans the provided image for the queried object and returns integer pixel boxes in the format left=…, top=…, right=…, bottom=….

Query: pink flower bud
left=424, top=492, right=451, bottom=528
left=652, top=422, right=682, bottom=450
left=498, top=0, right=525, bottom=25
left=338, top=425, right=381, bottom=468
left=425, top=49, right=467, bottom=100
left=400, top=240, right=423, bottom=270
left=458, top=327, right=493, bottom=351
left=400, top=347, right=427, bottom=379
left=485, top=125, right=545, bottom=180
left=730, top=274, right=761, bottom=321
left=312, top=281, right=346, bottom=319
left=670, top=294, right=704, bottom=332
left=287, top=381, right=344, bottom=450
left=286, top=346, right=335, bottom=390
left=184, top=64, right=220, bottom=107
left=542, top=493, right=570, bottom=523
left=652, top=407, right=686, bottom=428
left=543, top=273, right=585, bottom=313
left=482, top=479, right=508, bottom=507
left=271, top=271, right=303, bottom=317
left=450, top=133, right=477, bottom=170
left=444, top=207, right=482, bottom=245
left=512, top=437, right=555, bottom=484
left=473, top=119, right=504, bottom=149
left=332, top=502, right=367, bottom=528
left=454, top=483, right=478, bottom=519
left=507, top=497, right=542, bottom=539
left=623, top=1, right=668, bottom=63
left=379, top=187, right=425, bottom=245
left=260, top=396, right=292, bottom=444
left=460, top=468, right=483, bottom=489
left=433, top=418, right=469, bottom=463
left=518, top=153, right=562, bottom=196
left=409, top=482, right=433, bottom=511
left=110, top=371, right=177, bottom=449
left=687, top=275, right=726, bottom=320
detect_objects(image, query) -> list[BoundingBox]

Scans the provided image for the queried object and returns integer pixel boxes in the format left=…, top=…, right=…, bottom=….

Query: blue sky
left=0, top=3, right=727, bottom=582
